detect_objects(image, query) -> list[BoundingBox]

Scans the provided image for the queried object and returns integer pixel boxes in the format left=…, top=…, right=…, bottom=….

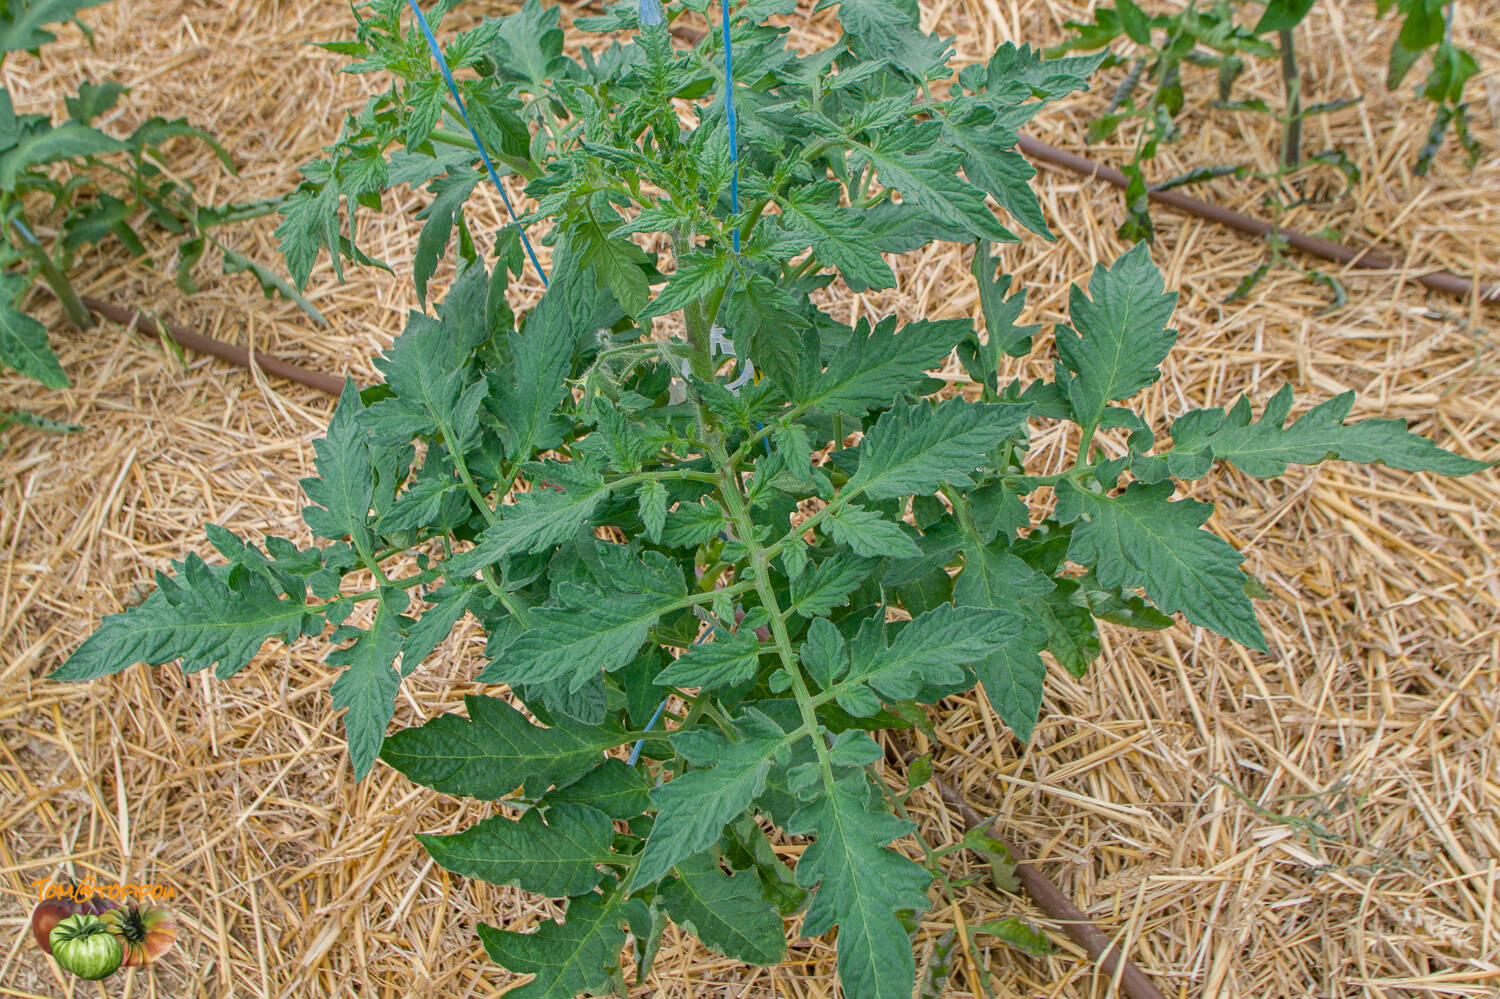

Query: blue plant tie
left=722, top=0, right=740, bottom=255
left=627, top=697, right=668, bottom=766
left=406, top=0, right=548, bottom=286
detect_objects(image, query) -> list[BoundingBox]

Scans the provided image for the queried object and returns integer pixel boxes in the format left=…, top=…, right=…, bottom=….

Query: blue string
left=406, top=0, right=548, bottom=286
left=721, top=0, right=740, bottom=255
left=627, top=697, right=667, bottom=766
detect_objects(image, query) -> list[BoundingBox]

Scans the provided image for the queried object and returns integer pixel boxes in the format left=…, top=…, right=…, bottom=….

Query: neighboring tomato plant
left=0, top=0, right=322, bottom=387
left=48, top=914, right=123, bottom=980
left=54, top=2, right=1488, bottom=997
left=1055, top=0, right=1483, bottom=243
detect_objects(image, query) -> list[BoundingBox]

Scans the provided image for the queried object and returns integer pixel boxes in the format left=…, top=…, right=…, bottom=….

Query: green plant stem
left=939, top=484, right=981, bottom=543
left=738, top=197, right=770, bottom=245
left=444, top=427, right=499, bottom=523
left=784, top=255, right=822, bottom=283
left=8, top=219, right=93, bottom=330
left=714, top=450, right=838, bottom=793
left=1279, top=28, right=1302, bottom=169
left=343, top=568, right=442, bottom=600
left=1074, top=423, right=1098, bottom=469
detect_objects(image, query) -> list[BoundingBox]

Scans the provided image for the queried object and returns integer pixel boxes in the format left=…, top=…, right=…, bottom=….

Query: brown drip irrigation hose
left=1015, top=132, right=1500, bottom=302
left=80, top=296, right=347, bottom=396
left=931, top=773, right=1169, bottom=999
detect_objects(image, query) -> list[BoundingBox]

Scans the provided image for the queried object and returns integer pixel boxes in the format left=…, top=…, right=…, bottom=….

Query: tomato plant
left=0, top=0, right=321, bottom=387
left=48, top=914, right=123, bottom=980
left=1054, top=0, right=1483, bottom=245
left=54, top=2, right=1488, bottom=996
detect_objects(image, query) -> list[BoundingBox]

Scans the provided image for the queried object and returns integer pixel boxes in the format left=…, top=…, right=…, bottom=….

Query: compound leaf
left=52, top=554, right=319, bottom=682
left=1168, top=386, right=1488, bottom=480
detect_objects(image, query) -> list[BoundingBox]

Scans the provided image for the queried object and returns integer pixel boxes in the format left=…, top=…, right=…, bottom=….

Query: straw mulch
left=2, top=0, right=1497, bottom=996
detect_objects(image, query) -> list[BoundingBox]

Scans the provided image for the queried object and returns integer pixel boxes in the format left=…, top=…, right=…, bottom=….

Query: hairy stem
left=8, top=218, right=93, bottom=330
left=715, top=450, right=837, bottom=792
left=1279, top=28, right=1302, bottom=169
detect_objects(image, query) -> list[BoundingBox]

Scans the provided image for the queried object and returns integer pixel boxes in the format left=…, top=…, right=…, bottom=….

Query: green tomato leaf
left=300, top=381, right=376, bottom=545
left=824, top=504, right=923, bottom=559
left=0, top=0, right=111, bottom=52
left=1055, top=480, right=1266, bottom=651
left=417, top=801, right=615, bottom=897
left=847, top=397, right=1030, bottom=501
left=824, top=0, right=952, bottom=79
left=0, top=283, right=69, bottom=387
left=400, top=586, right=471, bottom=676
left=779, top=182, right=896, bottom=291
left=327, top=588, right=406, bottom=778
left=789, top=552, right=877, bottom=617
left=862, top=123, right=1015, bottom=243
left=973, top=916, right=1055, bottom=955
left=447, top=463, right=611, bottom=575
left=53, top=553, right=320, bottom=681
left=960, top=243, right=1040, bottom=392
left=801, top=316, right=964, bottom=417
left=1167, top=385, right=1489, bottom=480
left=661, top=854, right=786, bottom=966
left=1054, top=243, right=1178, bottom=432
left=488, top=292, right=576, bottom=462
left=939, top=115, right=1052, bottom=239
left=837, top=602, right=1019, bottom=703
left=788, top=775, right=933, bottom=999
left=636, top=711, right=788, bottom=886
left=379, top=694, right=628, bottom=799
left=482, top=562, right=686, bottom=691
left=655, top=627, right=764, bottom=690
left=548, top=759, right=651, bottom=819
left=477, top=891, right=626, bottom=999
left=0, top=120, right=124, bottom=189
left=953, top=544, right=1053, bottom=739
